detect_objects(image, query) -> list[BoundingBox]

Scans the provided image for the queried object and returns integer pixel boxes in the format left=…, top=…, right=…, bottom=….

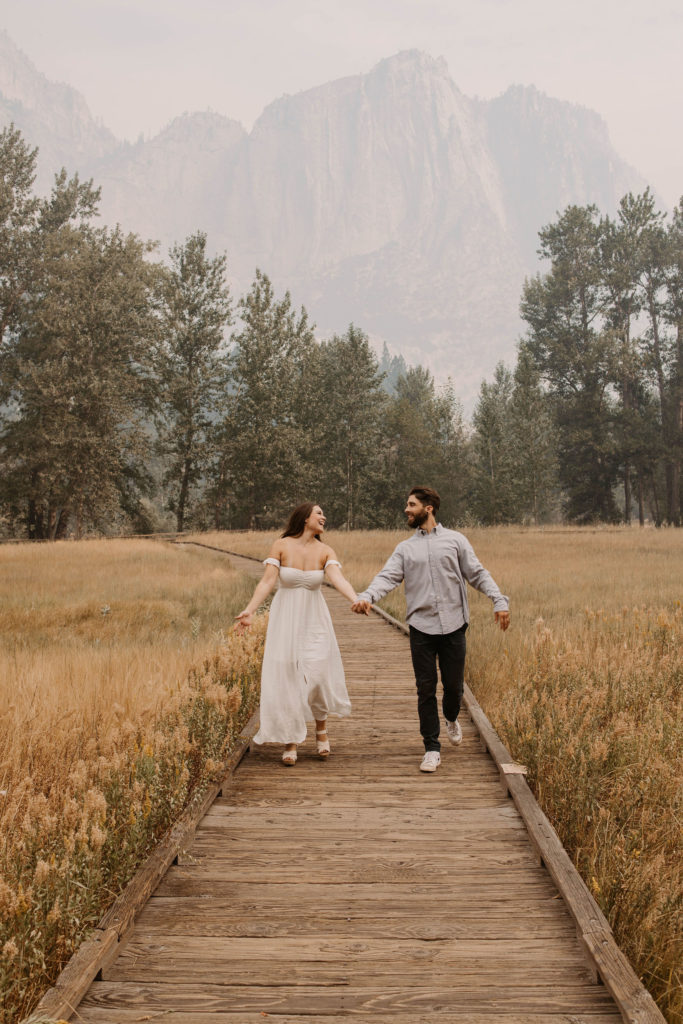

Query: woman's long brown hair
left=281, top=502, right=322, bottom=541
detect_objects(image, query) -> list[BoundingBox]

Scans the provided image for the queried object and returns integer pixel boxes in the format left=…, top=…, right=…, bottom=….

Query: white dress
left=253, top=558, right=352, bottom=744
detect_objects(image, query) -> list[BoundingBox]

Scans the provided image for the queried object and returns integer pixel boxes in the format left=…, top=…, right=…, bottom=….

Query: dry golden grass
left=0, top=539, right=264, bottom=1023
left=193, top=526, right=682, bottom=1021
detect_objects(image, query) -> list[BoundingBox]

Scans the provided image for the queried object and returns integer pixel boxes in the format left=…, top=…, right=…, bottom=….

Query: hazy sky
left=2, top=0, right=682, bottom=205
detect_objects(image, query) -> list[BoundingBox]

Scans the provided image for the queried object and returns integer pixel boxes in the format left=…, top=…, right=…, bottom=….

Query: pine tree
left=471, top=363, right=517, bottom=524
left=311, top=325, right=388, bottom=529
left=0, top=125, right=41, bottom=350
left=664, top=200, right=683, bottom=524
left=1, top=216, right=158, bottom=538
left=509, top=346, right=559, bottom=523
left=156, top=232, right=233, bottom=532
left=521, top=205, right=620, bottom=522
left=382, top=367, right=471, bottom=524
left=214, top=270, right=315, bottom=528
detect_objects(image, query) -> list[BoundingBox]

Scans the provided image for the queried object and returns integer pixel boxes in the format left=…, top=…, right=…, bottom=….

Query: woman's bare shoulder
left=268, top=538, right=285, bottom=560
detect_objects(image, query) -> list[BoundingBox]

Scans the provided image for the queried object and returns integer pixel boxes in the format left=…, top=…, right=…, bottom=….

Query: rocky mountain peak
left=0, top=36, right=648, bottom=397
left=0, top=30, right=117, bottom=190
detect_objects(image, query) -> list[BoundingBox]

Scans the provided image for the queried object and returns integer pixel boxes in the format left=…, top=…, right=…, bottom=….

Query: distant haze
left=1, top=0, right=681, bottom=206
left=0, top=36, right=647, bottom=403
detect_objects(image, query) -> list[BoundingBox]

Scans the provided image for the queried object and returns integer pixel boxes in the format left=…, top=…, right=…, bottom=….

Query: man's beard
left=407, top=509, right=429, bottom=527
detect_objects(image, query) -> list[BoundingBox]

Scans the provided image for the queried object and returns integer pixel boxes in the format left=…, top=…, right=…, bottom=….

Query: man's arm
left=458, top=536, right=510, bottom=629
left=353, top=547, right=405, bottom=611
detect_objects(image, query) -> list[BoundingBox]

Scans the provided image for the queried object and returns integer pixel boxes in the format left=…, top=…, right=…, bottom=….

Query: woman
left=235, top=502, right=361, bottom=765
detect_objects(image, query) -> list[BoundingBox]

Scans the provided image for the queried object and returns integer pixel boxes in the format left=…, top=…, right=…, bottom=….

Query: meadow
left=1, top=528, right=681, bottom=1022
left=192, top=526, right=683, bottom=1021
left=0, top=539, right=264, bottom=1023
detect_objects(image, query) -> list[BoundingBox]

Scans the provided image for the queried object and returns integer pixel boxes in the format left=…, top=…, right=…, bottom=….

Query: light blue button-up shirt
left=356, top=523, right=509, bottom=635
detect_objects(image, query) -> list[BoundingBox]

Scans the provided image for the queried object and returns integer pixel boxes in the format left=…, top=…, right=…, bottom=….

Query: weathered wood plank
left=108, top=932, right=591, bottom=964
left=78, top=980, right=623, bottom=1014
left=154, top=875, right=559, bottom=899
left=136, top=898, right=575, bottom=939
left=71, top=1010, right=623, bottom=1024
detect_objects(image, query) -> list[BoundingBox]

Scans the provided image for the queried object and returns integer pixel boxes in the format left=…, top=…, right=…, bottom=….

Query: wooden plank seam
left=21, top=712, right=260, bottom=1024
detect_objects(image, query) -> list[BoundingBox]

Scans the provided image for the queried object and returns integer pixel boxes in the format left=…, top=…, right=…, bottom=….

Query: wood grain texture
left=68, top=547, right=659, bottom=1023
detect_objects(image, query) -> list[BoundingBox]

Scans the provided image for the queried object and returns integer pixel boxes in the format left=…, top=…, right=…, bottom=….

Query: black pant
left=409, top=624, right=467, bottom=752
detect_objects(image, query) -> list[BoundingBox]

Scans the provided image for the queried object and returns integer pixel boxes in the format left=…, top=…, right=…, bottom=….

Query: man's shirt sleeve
left=356, top=547, right=405, bottom=604
left=457, top=536, right=509, bottom=611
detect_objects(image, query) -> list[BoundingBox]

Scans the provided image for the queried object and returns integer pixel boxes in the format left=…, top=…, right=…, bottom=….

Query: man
left=351, top=487, right=510, bottom=772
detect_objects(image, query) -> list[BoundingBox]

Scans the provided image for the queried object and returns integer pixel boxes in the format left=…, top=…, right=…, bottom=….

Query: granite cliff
left=0, top=34, right=645, bottom=394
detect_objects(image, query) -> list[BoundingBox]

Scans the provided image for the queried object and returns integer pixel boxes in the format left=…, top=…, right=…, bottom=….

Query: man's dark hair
left=281, top=502, right=322, bottom=541
left=409, top=486, right=441, bottom=512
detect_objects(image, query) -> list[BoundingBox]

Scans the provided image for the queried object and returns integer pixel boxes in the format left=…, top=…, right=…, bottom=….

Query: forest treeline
left=0, top=124, right=681, bottom=537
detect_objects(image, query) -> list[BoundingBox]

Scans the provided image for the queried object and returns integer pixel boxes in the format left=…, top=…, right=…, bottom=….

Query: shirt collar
left=417, top=522, right=442, bottom=536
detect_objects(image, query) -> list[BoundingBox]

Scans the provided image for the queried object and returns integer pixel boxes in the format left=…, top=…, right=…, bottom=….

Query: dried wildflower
left=226, top=685, right=242, bottom=714
left=84, top=787, right=107, bottom=822
left=3, top=938, right=19, bottom=960
left=33, top=859, right=51, bottom=886
left=90, top=822, right=106, bottom=850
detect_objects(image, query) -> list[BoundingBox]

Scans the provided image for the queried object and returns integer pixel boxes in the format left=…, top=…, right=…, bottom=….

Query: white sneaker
left=420, top=751, right=441, bottom=772
left=446, top=719, right=462, bottom=745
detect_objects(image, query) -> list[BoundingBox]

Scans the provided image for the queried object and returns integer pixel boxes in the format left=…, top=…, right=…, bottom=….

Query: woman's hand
left=234, top=610, right=253, bottom=631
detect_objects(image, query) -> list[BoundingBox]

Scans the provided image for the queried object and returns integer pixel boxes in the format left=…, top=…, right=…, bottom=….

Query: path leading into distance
left=75, top=551, right=621, bottom=1023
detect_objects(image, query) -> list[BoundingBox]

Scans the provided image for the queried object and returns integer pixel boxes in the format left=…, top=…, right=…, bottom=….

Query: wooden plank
left=165, top=863, right=555, bottom=885
left=105, top=962, right=596, bottom=987
left=78, top=980, right=622, bottom=1014
left=108, top=932, right=590, bottom=964
left=69, top=1010, right=623, bottom=1024
left=180, top=839, right=539, bottom=866
left=136, top=896, right=575, bottom=938
left=196, top=802, right=525, bottom=827
left=155, top=876, right=568, bottom=900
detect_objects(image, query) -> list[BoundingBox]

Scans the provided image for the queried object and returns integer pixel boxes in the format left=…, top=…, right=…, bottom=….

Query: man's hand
left=351, top=600, right=371, bottom=615
left=495, top=610, right=510, bottom=632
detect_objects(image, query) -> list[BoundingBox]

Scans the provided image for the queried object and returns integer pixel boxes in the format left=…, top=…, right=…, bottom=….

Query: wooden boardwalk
left=74, top=551, right=627, bottom=1023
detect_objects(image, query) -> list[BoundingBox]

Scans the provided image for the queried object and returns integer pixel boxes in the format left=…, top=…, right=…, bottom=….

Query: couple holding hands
left=235, top=487, right=510, bottom=773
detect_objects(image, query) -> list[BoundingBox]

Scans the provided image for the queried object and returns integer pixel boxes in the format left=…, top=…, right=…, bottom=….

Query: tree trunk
left=637, top=474, right=645, bottom=527
left=55, top=509, right=69, bottom=540
left=27, top=499, right=40, bottom=540
left=649, top=472, right=662, bottom=527
left=177, top=457, right=192, bottom=532
left=624, top=463, right=631, bottom=524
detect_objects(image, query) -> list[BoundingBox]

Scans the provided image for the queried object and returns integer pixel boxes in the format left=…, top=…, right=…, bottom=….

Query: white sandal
left=282, top=745, right=297, bottom=765
left=316, top=729, right=331, bottom=759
